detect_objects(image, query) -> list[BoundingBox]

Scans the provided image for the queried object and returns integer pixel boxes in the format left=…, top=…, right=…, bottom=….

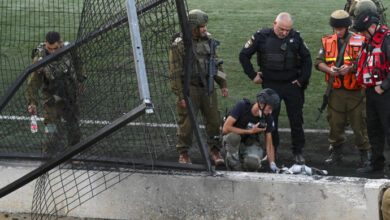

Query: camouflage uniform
left=169, top=33, right=226, bottom=153
left=27, top=43, right=86, bottom=155
left=345, top=0, right=387, bottom=26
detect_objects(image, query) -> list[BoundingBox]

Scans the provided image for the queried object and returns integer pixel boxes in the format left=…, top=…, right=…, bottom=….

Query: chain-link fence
left=0, top=0, right=217, bottom=218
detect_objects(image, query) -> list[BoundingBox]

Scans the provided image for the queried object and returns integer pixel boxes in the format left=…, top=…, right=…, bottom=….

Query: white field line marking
left=0, top=115, right=353, bottom=134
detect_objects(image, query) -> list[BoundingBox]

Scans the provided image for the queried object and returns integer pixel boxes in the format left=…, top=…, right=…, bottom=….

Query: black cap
left=353, top=10, right=379, bottom=32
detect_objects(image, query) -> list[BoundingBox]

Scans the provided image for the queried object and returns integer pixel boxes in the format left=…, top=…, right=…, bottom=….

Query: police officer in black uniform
left=239, top=12, right=312, bottom=164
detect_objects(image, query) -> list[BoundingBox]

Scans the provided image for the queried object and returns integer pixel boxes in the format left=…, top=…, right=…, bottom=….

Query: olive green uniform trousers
left=326, top=88, right=370, bottom=150
left=176, top=85, right=221, bottom=153
left=42, top=93, right=81, bottom=155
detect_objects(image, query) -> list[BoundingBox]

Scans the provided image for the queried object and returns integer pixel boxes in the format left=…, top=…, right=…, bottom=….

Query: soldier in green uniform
left=315, top=10, right=371, bottom=168
left=345, top=0, right=387, bottom=27
left=27, top=31, right=86, bottom=155
left=169, top=9, right=228, bottom=165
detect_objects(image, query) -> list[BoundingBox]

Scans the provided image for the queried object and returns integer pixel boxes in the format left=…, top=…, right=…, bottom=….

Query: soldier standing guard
left=169, top=9, right=228, bottom=165
left=27, top=31, right=86, bottom=155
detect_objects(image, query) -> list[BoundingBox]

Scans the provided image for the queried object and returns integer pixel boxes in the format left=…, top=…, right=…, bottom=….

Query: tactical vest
left=192, top=37, right=210, bottom=85
left=322, top=33, right=364, bottom=90
left=33, top=43, right=77, bottom=98
left=356, top=26, right=390, bottom=87
left=259, top=29, right=298, bottom=71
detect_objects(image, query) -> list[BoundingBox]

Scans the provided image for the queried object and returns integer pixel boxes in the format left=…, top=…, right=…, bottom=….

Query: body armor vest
left=33, top=43, right=77, bottom=100
left=260, top=32, right=298, bottom=71
left=357, top=26, right=390, bottom=87
left=192, top=38, right=210, bottom=85
left=322, top=33, right=364, bottom=90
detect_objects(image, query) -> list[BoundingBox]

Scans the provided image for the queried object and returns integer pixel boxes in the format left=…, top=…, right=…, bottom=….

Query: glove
left=270, top=162, right=280, bottom=173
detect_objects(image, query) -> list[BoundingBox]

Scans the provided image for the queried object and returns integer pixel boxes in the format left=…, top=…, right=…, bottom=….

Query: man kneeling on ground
left=222, top=88, right=280, bottom=172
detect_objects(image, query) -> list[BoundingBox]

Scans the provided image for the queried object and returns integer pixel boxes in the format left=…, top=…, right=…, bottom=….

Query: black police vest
left=260, top=34, right=298, bottom=71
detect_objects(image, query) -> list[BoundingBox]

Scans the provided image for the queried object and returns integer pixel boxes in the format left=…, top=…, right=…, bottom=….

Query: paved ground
left=188, top=131, right=390, bottom=179
left=0, top=212, right=102, bottom=220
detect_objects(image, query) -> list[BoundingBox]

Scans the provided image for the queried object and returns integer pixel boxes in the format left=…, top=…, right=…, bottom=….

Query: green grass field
left=187, top=0, right=389, bottom=130
left=0, top=0, right=389, bottom=177
left=2, top=0, right=389, bottom=131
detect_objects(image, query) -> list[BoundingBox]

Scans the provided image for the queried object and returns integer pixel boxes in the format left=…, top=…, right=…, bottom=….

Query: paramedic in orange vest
left=315, top=10, right=371, bottom=169
left=353, top=10, right=390, bottom=174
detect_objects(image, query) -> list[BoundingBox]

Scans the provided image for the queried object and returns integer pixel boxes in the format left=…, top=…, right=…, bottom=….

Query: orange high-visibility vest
left=322, top=33, right=365, bottom=90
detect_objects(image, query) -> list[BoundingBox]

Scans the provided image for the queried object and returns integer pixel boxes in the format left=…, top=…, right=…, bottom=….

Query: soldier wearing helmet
left=345, top=0, right=387, bottom=28
left=169, top=9, right=228, bottom=165
left=353, top=10, right=390, bottom=174
left=315, top=10, right=371, bottom=169
left=222, top=88, right=280, bottom=173
left=239, top=12, right=312, bottom=165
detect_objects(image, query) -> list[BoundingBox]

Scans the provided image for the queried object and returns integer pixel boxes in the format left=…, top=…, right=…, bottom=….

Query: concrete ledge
left=0, top=161, right=389, bottom=220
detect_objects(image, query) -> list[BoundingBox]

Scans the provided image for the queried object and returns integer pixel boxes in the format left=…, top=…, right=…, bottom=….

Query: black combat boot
left=356, top=150, right=384, bottom=174
left=294, top=153, right=305, bottom=165
left=359, top=149, right=371, bottom=168
left=325, top=145, right=343, bottom=165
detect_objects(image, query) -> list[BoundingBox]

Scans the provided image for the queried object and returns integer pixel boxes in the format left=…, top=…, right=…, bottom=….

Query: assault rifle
left=315, top=33, right=352, bottom=122
left=207, top=38, right=223, bottom=106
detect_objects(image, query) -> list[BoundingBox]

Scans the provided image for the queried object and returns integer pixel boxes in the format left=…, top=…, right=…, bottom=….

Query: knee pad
left=242, top=146, right=264, bottom=171
left=242, top=154, right=261, bottom=171
left=224, top=133, right=241, bottom=147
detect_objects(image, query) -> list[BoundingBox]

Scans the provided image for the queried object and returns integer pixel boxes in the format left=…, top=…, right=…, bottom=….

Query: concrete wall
left=0, top=161, right=389, bottom=220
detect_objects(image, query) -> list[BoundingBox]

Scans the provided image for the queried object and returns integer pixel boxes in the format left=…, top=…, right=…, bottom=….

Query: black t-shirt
left=230, top=100, right=275, bottom=133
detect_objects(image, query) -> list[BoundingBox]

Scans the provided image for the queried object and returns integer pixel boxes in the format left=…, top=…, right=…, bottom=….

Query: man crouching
left=222, top=88, right=280, bottom=172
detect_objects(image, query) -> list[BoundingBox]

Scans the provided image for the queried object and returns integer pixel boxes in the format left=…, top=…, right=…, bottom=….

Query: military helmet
left=188, top=9, right=208, bottom=30
left=330, top=10, right=352, bottom=28
left=353, top=10, right=380, bottom=32
left=354, top=0, right=377, bottom=17
left=256, top=88, right=280, bottom=109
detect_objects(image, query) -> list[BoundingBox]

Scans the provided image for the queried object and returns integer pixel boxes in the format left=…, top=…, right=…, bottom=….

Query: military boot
left=359, top=149, right=372, bottom=168
left=356, top=164, right=384, bottom=174
left=178, top=151, right=192, bottom=164
left=356, top=150, right=384, bottom=174
left=211, top=148, right=224, bottom=166
left=325, top=145, right=343, bottom=165
left=294, top=153, right=305, bottom=165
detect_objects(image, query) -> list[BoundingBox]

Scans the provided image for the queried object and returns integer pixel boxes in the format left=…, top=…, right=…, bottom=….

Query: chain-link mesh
left=0, top=0, right=217, bottom=218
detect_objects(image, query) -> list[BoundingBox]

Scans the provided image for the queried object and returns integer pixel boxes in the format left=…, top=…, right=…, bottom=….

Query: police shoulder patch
left=244, top=39, right=253, bottom=48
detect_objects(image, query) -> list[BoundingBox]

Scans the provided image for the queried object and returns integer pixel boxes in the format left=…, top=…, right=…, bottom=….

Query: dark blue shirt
left=230, top=99, right=275, bottom=133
